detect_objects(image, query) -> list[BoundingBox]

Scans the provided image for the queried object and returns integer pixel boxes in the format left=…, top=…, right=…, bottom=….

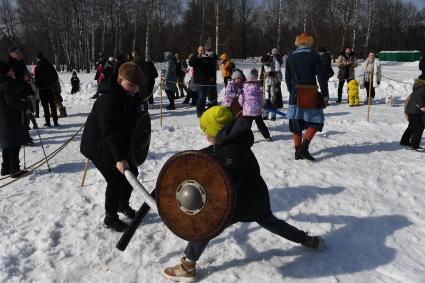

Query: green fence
left=378, top=51, right=422, bottom=62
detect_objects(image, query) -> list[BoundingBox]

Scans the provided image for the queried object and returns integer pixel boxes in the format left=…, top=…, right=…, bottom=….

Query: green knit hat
left=200, top=106, right=234, bottom=137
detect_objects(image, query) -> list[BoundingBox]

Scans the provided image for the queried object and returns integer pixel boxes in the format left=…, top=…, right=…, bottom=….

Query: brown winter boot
left=58, top=106, right=67, bottom=118
left=162, top=257, right=196, bottom=282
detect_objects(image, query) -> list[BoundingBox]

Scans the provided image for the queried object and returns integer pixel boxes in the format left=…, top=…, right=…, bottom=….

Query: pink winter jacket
left=239, top=81, right=264, bottom=117
left=222, top=80, right=243, bottom=108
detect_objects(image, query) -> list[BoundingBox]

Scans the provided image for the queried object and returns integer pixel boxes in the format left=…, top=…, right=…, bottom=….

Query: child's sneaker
left=302, top=235, right=324, bottom=250
left=163, top=257, right=196, bottom=282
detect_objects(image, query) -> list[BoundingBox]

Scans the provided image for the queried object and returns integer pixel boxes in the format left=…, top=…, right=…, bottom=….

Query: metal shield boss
left=129, top=112, right=151, bottom=167
left=156, top=151, right=235, bottom=241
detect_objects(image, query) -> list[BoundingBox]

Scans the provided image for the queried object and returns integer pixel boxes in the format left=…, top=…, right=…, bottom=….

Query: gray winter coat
left=0, top=75, right=27, bottom=148
left=162, top=51, right=177, bottom=92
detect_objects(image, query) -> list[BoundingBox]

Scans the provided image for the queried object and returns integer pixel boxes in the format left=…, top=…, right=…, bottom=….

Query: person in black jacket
left=175, top=51, right=188, bottom=98
left=34, top=52, right=59, bottom=127
left=132, top=48, right=158, bottom=108
left=188, top=45, right=216, bottom=117
left=318, top=46, right=334, bottom=81
left=0, top=61, right=28, bottom=177
left=80, top=62, right=145, bottom=232
left=400, top=75, right=425, bottom=151
left=7, top=46, right=35, bottom=145
left=70, top=70, right=80, bottom=94
left=163, top=106, right=324, bottom=282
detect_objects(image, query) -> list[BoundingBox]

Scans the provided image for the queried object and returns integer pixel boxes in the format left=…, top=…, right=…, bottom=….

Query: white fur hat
left=246, top=68, right=258, bottom=81
left=271, top=48, right=279, bottom=55
left=231, top=70, right=242, bottom=80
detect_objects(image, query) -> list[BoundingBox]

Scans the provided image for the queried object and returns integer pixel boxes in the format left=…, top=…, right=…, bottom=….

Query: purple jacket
left=239, top=81, right=264, bottom=116
left=222, top=80, right=243, bottom=108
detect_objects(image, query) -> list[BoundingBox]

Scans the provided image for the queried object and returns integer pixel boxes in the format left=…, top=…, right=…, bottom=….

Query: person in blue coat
left=285, top=32, right=329, bottom=161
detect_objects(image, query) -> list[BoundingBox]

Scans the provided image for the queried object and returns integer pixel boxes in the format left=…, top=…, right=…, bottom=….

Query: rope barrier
left=0, top=124, right=85, bottom=188
left=381, top=76, right=414, bottom=86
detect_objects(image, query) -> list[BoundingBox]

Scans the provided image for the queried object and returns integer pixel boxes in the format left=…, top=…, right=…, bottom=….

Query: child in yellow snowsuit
left=347, top=80, right=360, bottom=106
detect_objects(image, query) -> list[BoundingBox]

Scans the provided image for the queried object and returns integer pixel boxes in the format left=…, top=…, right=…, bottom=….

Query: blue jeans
left=196, top=85, right=210, bottom=117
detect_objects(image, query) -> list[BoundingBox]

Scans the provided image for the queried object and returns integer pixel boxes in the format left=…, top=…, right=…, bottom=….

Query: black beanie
left=0, top=61, right=12, bottom=75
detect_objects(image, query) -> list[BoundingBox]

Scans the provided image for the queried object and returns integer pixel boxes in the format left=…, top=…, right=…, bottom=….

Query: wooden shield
left=129, top=112, right=151, bottom=167
left=156, top=151, right=235, bottom=241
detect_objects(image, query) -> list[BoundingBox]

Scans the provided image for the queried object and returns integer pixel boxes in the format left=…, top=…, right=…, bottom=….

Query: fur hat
left=118, top=62, right=144, bottom=87
left=246, top=68, right=259, bottom=81
left=231, top=70, right=242, bottom=80
left=295, top=32, right=314, bottom=47
left=0, top=61, right=12, bottom=75
left=200, top=106, right=234, bottom=138
left=271, top=48, right=279, bottom=55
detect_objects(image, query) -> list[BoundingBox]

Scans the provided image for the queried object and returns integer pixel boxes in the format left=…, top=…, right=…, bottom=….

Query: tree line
left=0, top=0, right=424, bottom=71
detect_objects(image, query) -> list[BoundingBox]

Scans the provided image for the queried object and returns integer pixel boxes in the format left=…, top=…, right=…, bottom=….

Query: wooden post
left=80, top=159, right=90, bottom=187
left=366, top=67, right=374, bottom=122
left=160, top=75, right=164, bottom=128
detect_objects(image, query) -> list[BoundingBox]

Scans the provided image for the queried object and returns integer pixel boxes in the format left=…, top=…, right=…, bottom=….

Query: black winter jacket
left=34, top=58, right=59, bottom=89
left=0, top=75, right=27, bottom=148
left=405, top=79, right=425, bottom=116
left=80, top=74, right=144, bottom=168
left=188, top=55, right=216, bottom=85
left=320, top=53, right=334, bottom=80
left=202, top=118, right=272, bottom=222
left=7, top=56, right=34, bottom=100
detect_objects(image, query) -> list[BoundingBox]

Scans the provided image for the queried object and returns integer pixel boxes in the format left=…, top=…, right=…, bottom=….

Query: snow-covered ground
left=1, top=61, right=424, bottom=283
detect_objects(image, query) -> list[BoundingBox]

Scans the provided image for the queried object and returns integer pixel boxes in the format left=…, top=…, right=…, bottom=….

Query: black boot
left=103, top=213, right=128, bottom=232
left=299, top=140, right=315, bottom=161
left=295, top=146, right=303, bottom=160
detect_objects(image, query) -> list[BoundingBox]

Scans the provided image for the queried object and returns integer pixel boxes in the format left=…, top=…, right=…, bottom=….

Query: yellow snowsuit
left=347, top=80, right=360, bottom=106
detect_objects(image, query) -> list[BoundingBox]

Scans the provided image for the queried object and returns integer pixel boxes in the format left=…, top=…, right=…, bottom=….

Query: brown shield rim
left=155, top=150, right=235, bottom=241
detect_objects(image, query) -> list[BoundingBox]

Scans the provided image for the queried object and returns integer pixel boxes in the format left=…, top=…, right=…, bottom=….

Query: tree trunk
left=215, top=0, right=219, bottom=55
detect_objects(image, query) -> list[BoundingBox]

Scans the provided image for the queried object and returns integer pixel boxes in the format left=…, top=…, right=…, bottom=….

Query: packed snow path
left=0, top=62, right=424, bottom=283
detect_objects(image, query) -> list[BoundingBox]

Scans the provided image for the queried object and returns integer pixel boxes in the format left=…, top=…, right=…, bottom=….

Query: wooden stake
left=366, top=67, right=374, bottom=122
left=80, top=159, right=90, bottom=188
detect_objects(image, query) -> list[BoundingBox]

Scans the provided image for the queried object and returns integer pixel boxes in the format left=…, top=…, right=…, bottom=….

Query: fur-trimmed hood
left=413, top=79, right=425, bottom=92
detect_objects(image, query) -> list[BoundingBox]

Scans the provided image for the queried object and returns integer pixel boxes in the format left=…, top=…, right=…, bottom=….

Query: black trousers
left=1, top=147, right=21, bottom=171
left=147, top=83, right=154, bottom=105
left=165, top=90, right=175, bottom=107
left=364, top=82, right=376, bottom=99
left=243, top=116, right=271, bottom=139
left=39, top=89, right=58, bottom=124
left=185, top=214, right=307, bottom=262
left=337, top=79, right=352, bottom=101
left=401, top=114, right=424, bottom=149
left=92, top=161, right=137, bottom=215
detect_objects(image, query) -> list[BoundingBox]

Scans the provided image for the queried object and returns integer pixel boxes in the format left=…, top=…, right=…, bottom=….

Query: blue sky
left=403, top=0, right=425, bottom=9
